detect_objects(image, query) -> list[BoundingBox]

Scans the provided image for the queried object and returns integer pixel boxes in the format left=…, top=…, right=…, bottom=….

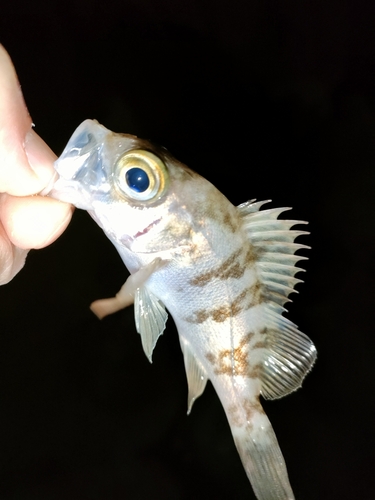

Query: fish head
left=50, top=119, right=219, bottom=254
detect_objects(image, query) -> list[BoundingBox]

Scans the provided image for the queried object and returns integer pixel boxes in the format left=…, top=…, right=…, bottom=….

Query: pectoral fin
left=90, top=258, right=168, bottom=362
left=134, top=286, right=168, bottom=363
left=90, top=257, right=166, bottom=319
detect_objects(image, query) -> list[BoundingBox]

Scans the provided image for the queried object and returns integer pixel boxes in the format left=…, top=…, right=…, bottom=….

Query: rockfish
left=49, top=119, right=316, bottom=499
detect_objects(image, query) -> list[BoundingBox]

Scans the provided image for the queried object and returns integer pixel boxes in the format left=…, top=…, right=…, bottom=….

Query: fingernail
left=24, top=129, right=58, bottom=189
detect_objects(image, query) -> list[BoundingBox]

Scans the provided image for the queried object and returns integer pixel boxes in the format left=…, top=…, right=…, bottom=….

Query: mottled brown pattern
left=192, top=310, right=210, bottom=324
left=205, top=332, right=254, bottom=376
left=259, top=326, right=279, bottom=338
left=142, top=216, right=194, bottom=253
left=189, top=248, right=243, bottom=287
left=243, top=398, right=264, bottom=422
left=186, top=283, right=264, bottom=324
left=252, top=341, right=267, bottom=350
left=248, top=363, right=262, bottom=379
left=205, top=352, right=215, bottom=365
left=226, top=399, right=264, bottom=428
left=227, top=404, right=242, bottom=427
left=230, top=281, right=265, bottom=314
left=197, top=184, right=241, bottom=235
left=244, top=246, right=257, bottom=266
left=186, top=287, right=249, bottom=324
left=211, top=307, right=231, bottom=323
left=210, top=294, right=243, bottom=322
left=188, top=228, right=260, bottom=288
left=246, top=280, right=263, bottom=307
left=191, top=183, right=227, bottom=226
left=223, top=212, right=240, bottom=233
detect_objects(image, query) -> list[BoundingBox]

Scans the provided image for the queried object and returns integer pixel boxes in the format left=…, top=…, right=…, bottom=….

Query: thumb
left=0, top=45, right=56, bottom=196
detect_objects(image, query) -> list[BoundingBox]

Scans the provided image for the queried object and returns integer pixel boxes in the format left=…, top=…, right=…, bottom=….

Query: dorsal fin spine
left=237, top=200, right=316, bottom=399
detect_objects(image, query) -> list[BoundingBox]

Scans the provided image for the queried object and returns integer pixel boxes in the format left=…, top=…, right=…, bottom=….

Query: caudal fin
left=232, top=415, right=295, bottom=500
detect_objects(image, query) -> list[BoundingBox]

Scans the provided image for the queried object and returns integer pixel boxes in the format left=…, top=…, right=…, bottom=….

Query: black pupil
left=126, top=168, right=150, bottom=193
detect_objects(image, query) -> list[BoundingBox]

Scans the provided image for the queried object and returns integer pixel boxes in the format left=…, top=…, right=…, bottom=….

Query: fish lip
left=133, top=217, right=162, bottom=239
left=47, top=177, right=95, bottom=210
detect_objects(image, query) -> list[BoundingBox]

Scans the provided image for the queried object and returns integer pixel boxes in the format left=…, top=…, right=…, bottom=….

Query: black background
left=0, top=1, right=374, bottom=498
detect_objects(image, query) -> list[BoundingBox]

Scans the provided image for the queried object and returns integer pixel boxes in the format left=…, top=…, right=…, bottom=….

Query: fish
left=49, top=119, right=316, bottom=500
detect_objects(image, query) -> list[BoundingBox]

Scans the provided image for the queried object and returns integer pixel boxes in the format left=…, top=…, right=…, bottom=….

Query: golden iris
left=114, top=150, right=169, bottom=202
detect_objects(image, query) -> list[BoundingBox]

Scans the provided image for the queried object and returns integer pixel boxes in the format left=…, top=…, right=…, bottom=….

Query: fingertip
left=0, top=221, right=28, bottom=285
left=24, top=129, right=58, bottom=188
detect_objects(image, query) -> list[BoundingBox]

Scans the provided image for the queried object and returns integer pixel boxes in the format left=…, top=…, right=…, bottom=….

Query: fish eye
left=114, top=150, right=169, bottom=202
left=126, top=168, right=150, bottom=192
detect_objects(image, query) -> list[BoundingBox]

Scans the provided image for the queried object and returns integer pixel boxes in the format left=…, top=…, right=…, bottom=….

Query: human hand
left=0, top=45, right=72, bottom=284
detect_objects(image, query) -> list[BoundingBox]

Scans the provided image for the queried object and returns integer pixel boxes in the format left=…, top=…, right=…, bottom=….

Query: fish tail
left=231, top=409, right=295, bottom=500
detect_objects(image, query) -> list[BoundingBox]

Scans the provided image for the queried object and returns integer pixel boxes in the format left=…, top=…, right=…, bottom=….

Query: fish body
left=50, top=120, right=316, bottom=499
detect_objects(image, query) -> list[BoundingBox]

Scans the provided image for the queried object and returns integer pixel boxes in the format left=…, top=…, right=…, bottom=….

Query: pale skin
left=0, top=45, right=72, bottom=284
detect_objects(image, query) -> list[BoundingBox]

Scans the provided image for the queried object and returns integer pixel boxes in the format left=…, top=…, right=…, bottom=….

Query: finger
left=0, top=194, right=73, bottom=249
left=0, top=221, right=28, bottom=285
left=0, top=45, right=56, bottom=195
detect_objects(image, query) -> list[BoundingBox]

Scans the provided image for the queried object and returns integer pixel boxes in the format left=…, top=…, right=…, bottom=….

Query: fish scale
left=49, top=119, right=316, bottom=500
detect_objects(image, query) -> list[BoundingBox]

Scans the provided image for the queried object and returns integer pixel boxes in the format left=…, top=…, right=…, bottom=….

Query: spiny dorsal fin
left=238, top=200, right=316, bottom=398
left=239, top=200, right=309, bottom=312
left=134, top=286, right=168, bottom=363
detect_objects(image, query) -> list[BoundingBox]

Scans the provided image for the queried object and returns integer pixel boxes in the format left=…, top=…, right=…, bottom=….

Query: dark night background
left=0, top=1, right=374, bottom=498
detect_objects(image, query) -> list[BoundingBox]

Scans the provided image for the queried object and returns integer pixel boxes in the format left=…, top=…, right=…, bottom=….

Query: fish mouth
left=43, top=120, right=112, bottom=210
left=47, top=176, right=96, bottom=210
left=115, top=217, right=163, bottom=250
left=133, top=217, right=162, bottom=239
